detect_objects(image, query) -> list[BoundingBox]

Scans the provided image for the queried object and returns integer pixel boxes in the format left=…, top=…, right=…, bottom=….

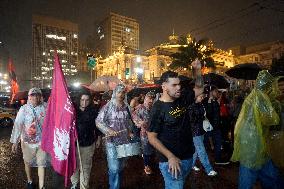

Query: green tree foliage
left=169, top=36, right=215, bottom=70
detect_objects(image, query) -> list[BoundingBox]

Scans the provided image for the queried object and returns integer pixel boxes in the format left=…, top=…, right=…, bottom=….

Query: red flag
left=41, top=52, right=77, bottom=186
left=8, top=58, right=19, bottom=102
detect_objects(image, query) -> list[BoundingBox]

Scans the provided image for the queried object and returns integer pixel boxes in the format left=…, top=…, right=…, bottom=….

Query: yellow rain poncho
left=268, top=76, right=284, bottom=169
left=231, top=70, right=280, bottom=169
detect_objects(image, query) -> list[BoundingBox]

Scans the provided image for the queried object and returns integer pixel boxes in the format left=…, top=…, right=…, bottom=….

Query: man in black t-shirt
left=148, top=59, right=204, bottom=189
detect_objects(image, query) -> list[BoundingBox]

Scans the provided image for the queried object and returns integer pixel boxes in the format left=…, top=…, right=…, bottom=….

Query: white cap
left=28, top=88, right=42, bottom=95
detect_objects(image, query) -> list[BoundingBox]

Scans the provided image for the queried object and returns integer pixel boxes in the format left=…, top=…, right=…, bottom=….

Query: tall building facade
left=94, top=12, right=139, bottom=57
left=232, top=41, right=284, bottom=69
left=32, top=15, right=78, bottom=88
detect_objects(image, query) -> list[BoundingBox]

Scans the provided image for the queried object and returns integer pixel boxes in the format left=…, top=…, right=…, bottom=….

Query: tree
left=169, top=36, right=215, bottom=71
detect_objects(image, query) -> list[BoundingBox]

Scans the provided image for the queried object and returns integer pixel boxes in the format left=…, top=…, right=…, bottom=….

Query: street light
left=135, top=67, right=144, bottom=74
left=136, top=56, right=142, bottom=63
left=73, top=82, right=81, bottom=88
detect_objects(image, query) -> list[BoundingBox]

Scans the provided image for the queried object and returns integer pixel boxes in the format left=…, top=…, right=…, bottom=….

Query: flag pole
left=90, top=68, right=93, bottom=83
left=76, top=139, right=85, bottom=183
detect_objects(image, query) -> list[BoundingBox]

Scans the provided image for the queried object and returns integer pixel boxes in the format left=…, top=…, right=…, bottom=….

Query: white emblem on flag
left=53, top=128, right=70, bottom=161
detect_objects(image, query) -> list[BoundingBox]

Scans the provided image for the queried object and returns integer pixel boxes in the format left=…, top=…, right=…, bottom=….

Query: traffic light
left=125, top=68, right=130, bottom=76
left=87, top=55, right=96, bottom=68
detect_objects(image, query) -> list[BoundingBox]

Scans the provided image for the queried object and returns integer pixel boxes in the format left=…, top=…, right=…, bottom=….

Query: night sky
left=1, top=0, right=284, bottom=82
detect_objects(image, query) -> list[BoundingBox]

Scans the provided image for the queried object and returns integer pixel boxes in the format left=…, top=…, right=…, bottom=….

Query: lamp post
left=135, top=56, right=143, bottom=84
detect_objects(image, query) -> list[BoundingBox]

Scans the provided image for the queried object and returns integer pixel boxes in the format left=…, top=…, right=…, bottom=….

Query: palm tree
left=169, top=36, right=215, bottom=72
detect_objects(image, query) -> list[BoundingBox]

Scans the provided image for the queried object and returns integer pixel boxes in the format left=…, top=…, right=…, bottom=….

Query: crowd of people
left=9, top=59, right=284, bottom=189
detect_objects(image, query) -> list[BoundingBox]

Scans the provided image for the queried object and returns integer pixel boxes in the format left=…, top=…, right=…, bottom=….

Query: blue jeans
left=239, top=160, right=284, bottom=189
left=205, top=129, right=222, bottom=162
left=159, top=158, right=192, bottom=189
left=192, top=135, right=213, bottom=174
left=106, top=143, right=127, bottom=189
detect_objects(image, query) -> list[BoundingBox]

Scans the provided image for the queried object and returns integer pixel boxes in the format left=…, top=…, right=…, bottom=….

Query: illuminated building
left=94, top=12, right=139, bottom=58
left=232, top=41, right=284, bottom=69
left=96, top=46, right=148, bottom=83
left=145, top=32, right=235, bottom=77
left=31, top=15, right=78, bottom=87
left=96, top=32, right=236, bottom=83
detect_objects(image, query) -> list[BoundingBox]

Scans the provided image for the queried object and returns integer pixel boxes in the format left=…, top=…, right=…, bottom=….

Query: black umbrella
left=203, top=73, right=230, bottom=89
left=225, top=63, right=262, bottom=80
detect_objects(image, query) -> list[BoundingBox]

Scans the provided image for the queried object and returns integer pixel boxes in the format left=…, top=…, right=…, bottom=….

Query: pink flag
left=41, top=52, right=77, bottom=186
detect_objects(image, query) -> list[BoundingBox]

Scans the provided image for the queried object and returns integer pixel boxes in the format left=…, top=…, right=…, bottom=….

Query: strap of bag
left=31, top=106, right=42, bottom=132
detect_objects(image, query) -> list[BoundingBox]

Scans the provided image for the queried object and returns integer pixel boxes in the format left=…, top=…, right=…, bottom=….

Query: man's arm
left=10, top=106, right=25, bottom=153
left=191, top=59, right=204, bottom=97
left=95, top=105, right=117, bottom=137
left=148, top=132, right=181, bottom=178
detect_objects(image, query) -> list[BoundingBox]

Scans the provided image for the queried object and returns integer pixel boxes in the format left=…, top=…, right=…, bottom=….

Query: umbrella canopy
left=225, top=63, right=262, bottom=80
left=127, top=85, right=162, bottom=99
left=89, top=76, right=124, bottom=92
left=203, top=73, right=230, bottom=89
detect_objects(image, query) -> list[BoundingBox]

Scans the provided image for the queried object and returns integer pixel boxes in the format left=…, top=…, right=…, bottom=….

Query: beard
left=166, top=90, right=181, bottom=99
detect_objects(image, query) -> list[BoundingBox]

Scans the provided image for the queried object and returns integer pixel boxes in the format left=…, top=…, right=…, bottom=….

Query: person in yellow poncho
left=268, top=76, right=284, bottom=170
left=231, top=70, right=284, bottom=189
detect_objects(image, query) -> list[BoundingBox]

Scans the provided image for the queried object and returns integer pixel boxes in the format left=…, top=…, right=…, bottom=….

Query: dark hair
left=77, top=91, right=93, bottom=107
left=160, top=71, right=179, bottom=83
left=79, top=90, right=92, bottom=98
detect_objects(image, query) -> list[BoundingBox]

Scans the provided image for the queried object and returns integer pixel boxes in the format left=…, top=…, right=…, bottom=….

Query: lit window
left=100, top=34, right=105, bottom=40
left=43, top=52, right=46, bottom=55
left=97, top=27, right=102, bottom=34
left=62, top=60, right=67, bottom=63
left=46, top=34, right=66, bottom=41
left=73, top=34, right=78, bottom=38
left=125, top=27, right=131, bottom=32
left=57, top=49, right=67, bottom=54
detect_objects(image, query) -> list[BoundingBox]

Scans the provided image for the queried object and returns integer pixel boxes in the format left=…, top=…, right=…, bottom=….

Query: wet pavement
left=0, top=126, right=281, bottom=189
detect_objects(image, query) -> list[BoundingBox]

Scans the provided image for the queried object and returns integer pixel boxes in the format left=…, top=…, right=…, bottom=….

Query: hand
left=129, top=132, right=134, bottom=139
left=106, top=129, right=118, bottom=137
left=191, top=58, right=201, bottom=70
left=27, top=124, right=36, bottom=136
left=95, top=136, right=101, bottom=149
left=208, top=97, right=213, bottom=103
left=168, top=156, right=181, bottom=179
left=11, top=143, right=18, bottom=153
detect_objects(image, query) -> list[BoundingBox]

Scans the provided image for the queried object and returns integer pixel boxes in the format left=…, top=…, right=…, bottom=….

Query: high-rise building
left=31, top=15, right=78, bottom=88
left=94, top=12, right=139, bottom=58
